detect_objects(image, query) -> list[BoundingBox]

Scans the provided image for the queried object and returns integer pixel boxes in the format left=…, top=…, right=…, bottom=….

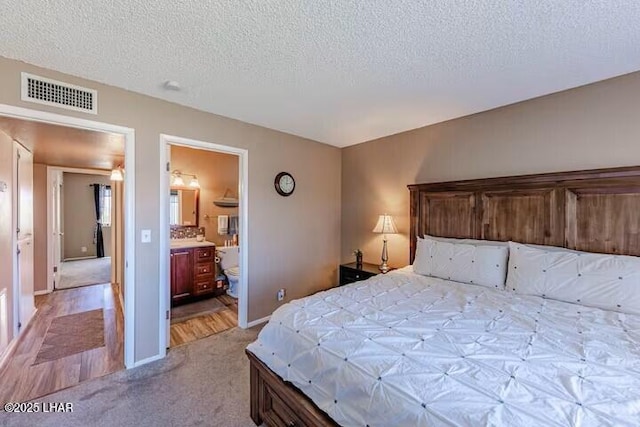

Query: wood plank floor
left=217, top=294, right=238, bottom=314
left=0, top=283, right=124, bottom=403
left=170, top=294, right=238, bottom=347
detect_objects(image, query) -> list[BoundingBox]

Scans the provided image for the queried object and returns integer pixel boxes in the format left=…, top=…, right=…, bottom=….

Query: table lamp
left=372, top=214, right=398, bottom=273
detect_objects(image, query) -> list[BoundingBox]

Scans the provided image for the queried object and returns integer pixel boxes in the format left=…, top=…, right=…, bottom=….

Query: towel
left=228, top=215, right=239, bottom=236
left=218, top=215, right=229, bottom=235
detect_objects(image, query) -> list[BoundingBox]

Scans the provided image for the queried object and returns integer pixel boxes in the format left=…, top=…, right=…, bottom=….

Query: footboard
left=246, top=349, right=338, bottom=427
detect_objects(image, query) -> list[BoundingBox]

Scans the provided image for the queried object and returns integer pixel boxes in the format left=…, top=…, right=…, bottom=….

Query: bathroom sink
left=170, top=239, right=215, bottom=249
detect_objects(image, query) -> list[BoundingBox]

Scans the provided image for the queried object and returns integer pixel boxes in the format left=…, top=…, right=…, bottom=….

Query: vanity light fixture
left=171, top=171, right=185, bottom=187
left=171, top=170, right=200, bottom=188
left=189, top=176, right=200, bottom=188
left=110, top=166, right=124, bottom=182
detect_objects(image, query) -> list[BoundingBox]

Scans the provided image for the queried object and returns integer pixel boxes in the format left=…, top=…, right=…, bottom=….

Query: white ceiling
left=1, top=1, right=639, bottom=147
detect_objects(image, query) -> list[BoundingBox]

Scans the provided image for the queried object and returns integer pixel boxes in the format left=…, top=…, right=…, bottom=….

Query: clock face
left=275, top=172, right=295, bottom=196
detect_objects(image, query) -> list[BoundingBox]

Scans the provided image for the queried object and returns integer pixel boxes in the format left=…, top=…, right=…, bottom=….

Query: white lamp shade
left=189, top=176, right=200, bottom=188
left=172, top=173, right=185, bottom=187
left=110, top=168, right=124, bottom=181
left=372, top=214, right=398, bottom=234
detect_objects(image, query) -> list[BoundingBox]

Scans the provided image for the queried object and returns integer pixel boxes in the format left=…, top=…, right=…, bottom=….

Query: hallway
left=0, top=283, right=124, bottom=403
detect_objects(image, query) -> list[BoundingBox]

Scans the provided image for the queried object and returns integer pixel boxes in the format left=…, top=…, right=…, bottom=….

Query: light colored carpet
left=0, top=326, right=262, bottom=427
left=171, top=297, right=226, bottom=324
left=57, top=257, right=111, bottom=289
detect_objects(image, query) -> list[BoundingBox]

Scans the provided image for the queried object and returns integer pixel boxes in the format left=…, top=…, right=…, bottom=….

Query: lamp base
left=379, top=237, right=390, bottom=273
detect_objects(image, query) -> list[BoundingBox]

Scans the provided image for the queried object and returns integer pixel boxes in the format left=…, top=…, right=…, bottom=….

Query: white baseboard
left=34, top=290, right=51, bottom=296
left=64, top=256, right=97, bottom=261
left=247, top=315, right=271, bottom=328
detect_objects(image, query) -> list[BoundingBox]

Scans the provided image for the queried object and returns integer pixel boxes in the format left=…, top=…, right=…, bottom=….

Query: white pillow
left=515, top=241, right=581, bottom=254
left=414, top=237, right=509, bottom=288
left=506, top=241, right=640, bottom=315
left=423, top=235, right=508, bottom=247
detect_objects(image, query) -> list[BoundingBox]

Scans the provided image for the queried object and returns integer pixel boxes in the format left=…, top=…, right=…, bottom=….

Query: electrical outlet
left=81, top=246, right=87, bottom=253
left=277, top=288, right=286, bottom=301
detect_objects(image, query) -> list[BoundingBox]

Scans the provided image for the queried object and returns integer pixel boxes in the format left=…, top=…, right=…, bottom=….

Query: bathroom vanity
left=170, top=240, right=224, bottom=305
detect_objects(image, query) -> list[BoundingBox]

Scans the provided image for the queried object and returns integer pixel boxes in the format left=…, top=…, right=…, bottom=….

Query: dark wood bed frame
left=246, top=165, right=640, bottom=426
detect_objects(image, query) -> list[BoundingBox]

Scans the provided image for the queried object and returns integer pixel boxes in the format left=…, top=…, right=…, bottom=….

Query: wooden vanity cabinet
left=171, top=245, right=220, bottom=306
left=171, top=249, right=194, bottom=303
left=192, top=247, right=216, bottom=296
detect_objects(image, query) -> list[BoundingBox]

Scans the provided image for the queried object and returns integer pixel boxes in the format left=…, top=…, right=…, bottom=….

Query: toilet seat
left=225, top=266, right=240, bottom=277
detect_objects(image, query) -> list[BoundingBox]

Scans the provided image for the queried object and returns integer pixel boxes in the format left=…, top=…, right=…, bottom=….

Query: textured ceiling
left=1, top=1, right=639, bottom=147
left=0, top=117, right=124, bottom=170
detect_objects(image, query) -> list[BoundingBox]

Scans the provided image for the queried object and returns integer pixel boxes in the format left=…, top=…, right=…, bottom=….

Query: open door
left=51, top=171, right=62, bottom=289
left=110, top=178, right=125, bottom=295
left=14, top=141, right=34, bottom=334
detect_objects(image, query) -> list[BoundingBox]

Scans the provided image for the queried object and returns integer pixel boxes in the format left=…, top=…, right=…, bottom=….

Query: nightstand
left=339, top=262, right=381, bottom=286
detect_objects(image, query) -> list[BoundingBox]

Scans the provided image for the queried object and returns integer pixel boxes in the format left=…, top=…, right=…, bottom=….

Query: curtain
left=93, top=184, right=105, bottom=258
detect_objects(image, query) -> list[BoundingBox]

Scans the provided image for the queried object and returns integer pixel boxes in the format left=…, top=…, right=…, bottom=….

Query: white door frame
left=0, top=103, right=137, bottom=369
left=46, top=166, right=110, bottom=294
left=13, top=141, right=34, bottom=338
left=159, top=134, right=249, bottom=351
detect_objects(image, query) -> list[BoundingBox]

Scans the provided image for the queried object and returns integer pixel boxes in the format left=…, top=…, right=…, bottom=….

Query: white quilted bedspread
left=246, top=267, right=640, bottom=427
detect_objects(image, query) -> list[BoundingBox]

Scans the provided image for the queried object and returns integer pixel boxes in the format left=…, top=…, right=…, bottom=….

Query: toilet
left=216, top=246, right=239, bottom=298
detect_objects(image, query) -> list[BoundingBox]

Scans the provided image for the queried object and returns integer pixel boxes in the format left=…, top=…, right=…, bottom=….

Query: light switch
left=141, top=229, right=151, bottom=243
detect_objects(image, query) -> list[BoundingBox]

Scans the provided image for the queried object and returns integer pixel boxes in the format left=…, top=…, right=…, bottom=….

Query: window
left=101, top=186, right=112, bottom=226
left=169, top=190, right=179, bottom=226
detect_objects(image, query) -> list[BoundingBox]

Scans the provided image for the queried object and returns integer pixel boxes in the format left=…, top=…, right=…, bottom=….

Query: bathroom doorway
left=159, top=134, right=248, bottom=349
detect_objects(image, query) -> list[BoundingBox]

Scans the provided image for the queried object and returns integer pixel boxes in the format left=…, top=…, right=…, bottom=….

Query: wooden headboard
left=408, top=166, right=640, bottom=263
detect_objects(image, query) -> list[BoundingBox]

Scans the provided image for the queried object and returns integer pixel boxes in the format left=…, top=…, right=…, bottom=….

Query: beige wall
left=0, top=131, right=15, bottom=354
left=170, top=145, right=239, bottom=246
left=0, top=56, right=342, bottom=363
left=62, top=172, right=111, bottom=259
left=33, top=163, right=47, bottom=292
left=342, top=71, right=640, bottom=269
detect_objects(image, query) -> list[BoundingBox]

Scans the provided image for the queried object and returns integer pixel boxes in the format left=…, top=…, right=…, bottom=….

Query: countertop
left=170, top=239, right=216, bottom=249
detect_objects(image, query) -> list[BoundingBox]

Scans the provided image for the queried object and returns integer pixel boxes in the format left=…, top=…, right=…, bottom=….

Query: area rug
left=170, top=297, right=226, bottom=324
left=34, top=309, right=105, bottom=365
left=57, top=257, right=111, bottom=290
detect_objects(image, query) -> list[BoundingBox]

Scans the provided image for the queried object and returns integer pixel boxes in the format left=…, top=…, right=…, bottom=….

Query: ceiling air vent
left=21, top=72, right=98, bottom=114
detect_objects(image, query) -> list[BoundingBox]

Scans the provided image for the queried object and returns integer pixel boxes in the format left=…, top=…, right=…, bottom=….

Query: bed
left=246, top=166, right=640, bottom=427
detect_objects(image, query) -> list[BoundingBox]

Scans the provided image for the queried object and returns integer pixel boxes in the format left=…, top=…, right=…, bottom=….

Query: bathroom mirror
left=169, top=189, right=199, bottom=226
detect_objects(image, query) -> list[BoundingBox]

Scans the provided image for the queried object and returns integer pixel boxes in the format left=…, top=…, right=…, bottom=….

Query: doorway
left=0, top=103, right=136, bottom=403
left=48, top=168, right=114, bottom=292
left=159, top=134, right=248, bottom=350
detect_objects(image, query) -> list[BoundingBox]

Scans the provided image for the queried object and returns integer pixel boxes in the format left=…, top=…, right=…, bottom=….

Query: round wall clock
left=274, top=172, right=295, bottom=196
